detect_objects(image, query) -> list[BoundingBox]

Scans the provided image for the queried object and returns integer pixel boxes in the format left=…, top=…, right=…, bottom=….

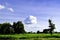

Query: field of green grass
left=0, top=33, right=60, bottom=40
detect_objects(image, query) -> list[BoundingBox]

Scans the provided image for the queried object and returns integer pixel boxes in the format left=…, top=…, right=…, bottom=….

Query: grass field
left=0, top=33, right=60, bottom=40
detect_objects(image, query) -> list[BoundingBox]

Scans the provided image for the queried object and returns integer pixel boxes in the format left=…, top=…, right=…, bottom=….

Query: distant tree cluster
left=0, top=21, right=26, bottom=34
left=43, top=19, right=55, bottom=35
left=0, top=19, right=56, bottom=35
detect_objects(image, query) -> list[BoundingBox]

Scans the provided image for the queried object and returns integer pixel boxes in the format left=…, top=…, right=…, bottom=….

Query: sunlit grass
left=0, top=33, right=60, bottom=39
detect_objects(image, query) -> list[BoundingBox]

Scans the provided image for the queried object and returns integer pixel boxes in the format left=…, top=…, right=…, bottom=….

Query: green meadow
left=0, top=33, right=60, bottom=40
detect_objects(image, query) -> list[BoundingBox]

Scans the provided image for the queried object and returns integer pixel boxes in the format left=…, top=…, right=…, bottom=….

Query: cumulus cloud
left=7, top=8, right=14, bottom=12
left=24, top=15, right=37, bottom=24
left=0, top=5, right=5, bottom=9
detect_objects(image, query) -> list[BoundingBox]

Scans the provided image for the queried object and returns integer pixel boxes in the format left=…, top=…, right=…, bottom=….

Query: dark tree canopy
left=0, top=19, right=56, bottom=34
left=0, top=23, right=12, bottom=34
left=48, top=19, right=55, bottom=35
left=43, top=19, right=55, bottom=35
left=13, top=21, right=26, bottom=34
left=37, top=30, right=40, bottom=34
left=0, top=21, right=26, bottom=34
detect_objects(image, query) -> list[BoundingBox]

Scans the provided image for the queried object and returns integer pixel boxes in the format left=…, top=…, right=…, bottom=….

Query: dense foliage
left=0, top=21, right=26, bottom=34
left=0, top=19, right=56, bottom=34
left=43, top=19, right=55, bottom=35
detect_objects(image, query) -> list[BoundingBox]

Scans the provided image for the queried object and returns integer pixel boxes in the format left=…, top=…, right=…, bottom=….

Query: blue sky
left=0, top=0, right=60, bottom=32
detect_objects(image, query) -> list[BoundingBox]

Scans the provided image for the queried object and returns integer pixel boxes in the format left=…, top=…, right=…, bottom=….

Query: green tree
left=0, top=23, right=14, bottom=34
left=37, top=30, right=40, bottom=34
left=43, top=29, right=50, bottom=33
left=13, top=21, right=26, bottom=34
left=48, top=19, right=55, bottom=35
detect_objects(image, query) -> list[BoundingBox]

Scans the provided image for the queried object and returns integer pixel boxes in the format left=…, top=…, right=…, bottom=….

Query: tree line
left=0, top=21, right=26, bottom=34
left=0, top=19, right=55, bottom=35
left=28, top=19, right=55, bottom=35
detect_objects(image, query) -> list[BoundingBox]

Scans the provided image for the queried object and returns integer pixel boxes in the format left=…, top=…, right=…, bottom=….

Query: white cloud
left=7, top=8, right=14, bottom=12
left=24, top=15, right=37, bottom=24
left=0, top=5, right=5, bottom=9
left=0, top=4, right=14, bottom=12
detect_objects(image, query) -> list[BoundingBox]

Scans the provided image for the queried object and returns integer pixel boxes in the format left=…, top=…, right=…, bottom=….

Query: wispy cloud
left=0, top=5, right=5, bottom=9
left=0, top=4, right=14, bottom=12
left=7, top=8, right=14, bottom=12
